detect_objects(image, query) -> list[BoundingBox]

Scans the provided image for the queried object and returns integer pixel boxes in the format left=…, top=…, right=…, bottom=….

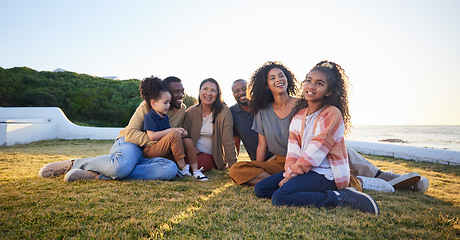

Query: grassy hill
left=0, top=67, right=142, bottom=127
left=0, top=67, right=197, bottom=127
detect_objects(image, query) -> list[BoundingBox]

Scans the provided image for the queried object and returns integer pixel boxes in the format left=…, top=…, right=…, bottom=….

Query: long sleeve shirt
left=285, top=106, right=350, bottom=190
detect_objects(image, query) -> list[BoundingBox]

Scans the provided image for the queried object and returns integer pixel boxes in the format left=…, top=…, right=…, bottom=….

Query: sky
left=1, top=0, right=460, bottom=126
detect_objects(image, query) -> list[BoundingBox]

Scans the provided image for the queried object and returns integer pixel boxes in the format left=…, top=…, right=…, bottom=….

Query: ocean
left=345, top=125, right=460, bottom=152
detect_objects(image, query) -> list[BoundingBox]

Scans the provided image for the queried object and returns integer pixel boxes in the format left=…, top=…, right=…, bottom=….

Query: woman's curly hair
left=291, top=60, right=352, bottom=135
left=198, top=78, right=226, bottom=123
left=139, top=76, right=169, bottom=110
left=248, top=61, right=298, bottom=115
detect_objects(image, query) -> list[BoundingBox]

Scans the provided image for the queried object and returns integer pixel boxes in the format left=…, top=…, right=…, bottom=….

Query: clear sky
left=1, top=0, right=459, bottom=125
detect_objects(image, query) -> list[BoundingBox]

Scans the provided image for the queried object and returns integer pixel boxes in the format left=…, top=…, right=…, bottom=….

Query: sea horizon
left=346, top=125, right=460, bottom=152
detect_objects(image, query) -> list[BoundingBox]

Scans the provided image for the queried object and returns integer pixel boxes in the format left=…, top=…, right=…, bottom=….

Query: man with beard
left=230, top=79, right=273, bottom=161
left=38, top=76, right=187, bottom=182
left=229, top=79, right=428, bottom=193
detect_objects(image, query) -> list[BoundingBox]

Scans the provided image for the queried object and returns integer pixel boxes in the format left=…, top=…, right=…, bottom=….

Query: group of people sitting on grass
left=38, top=61, right=429, bottom=215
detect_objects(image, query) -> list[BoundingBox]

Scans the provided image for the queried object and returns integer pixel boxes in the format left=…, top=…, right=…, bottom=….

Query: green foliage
left=183, top=94, right=197, bottom=108
left=0, top=67, right=142, bottom=127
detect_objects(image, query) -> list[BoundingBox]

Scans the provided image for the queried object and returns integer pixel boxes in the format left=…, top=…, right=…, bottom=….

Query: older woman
left=183, top=78, right=237, bottom=172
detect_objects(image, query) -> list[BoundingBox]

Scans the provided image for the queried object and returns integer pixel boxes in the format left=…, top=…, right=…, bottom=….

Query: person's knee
left=183, top=137, right=193, bottom=145
left=271, top=191, right=287, bottom=206
left=254, top=183, right=265, bottom=198
left=103, top=153, right=137, bottom=179
left=160, top=160, right=179, bottom=180
left=166, top=130, right=182, bottom=140
left=228, top=162, right=241, bottom=177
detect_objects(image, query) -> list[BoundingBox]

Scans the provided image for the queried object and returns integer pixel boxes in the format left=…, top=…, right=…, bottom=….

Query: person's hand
left=279, top=177, right=290, bottom=187
left=290, top=163, right=308, bottom=175
left=283, top=167, right=297, bottom=180
left=179, top=128, right=188, bottom=136
left=173, top=128, right=187, bottom=137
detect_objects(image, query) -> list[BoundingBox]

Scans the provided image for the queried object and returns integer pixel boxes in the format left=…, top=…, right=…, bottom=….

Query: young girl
left=141, top=77, right=208, bottom=181
left=254, top=61, right=379, bottom=214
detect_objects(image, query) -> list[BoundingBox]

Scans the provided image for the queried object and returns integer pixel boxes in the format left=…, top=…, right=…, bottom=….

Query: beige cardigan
left=117, top=100, right=186, bottom=147
left=183, top=104, right=237, bottom=169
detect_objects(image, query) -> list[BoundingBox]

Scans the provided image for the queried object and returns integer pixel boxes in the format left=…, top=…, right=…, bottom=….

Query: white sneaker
left=178, top=164, right=192, bottom=177
left=378, top=171, right=421, bottom=189
left=193, top=167, right=209, bottom=181
left=358, top=176, right=395, bottom=192
left=387, top=172, right=421, bottom=189
left=411, top=177, right=429, bottom=193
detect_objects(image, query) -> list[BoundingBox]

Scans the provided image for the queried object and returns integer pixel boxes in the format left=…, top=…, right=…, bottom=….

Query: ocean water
left=345, top=125, right=460, bottom=152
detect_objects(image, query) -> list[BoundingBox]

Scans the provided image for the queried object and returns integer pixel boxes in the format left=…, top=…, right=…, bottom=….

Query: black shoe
left=336, top=187, right=379, bottom=215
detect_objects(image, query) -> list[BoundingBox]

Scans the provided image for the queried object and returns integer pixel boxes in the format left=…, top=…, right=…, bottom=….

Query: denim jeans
left=72, top=137, right=178, bottom=180
left=254, top=171, right=339, bottom=207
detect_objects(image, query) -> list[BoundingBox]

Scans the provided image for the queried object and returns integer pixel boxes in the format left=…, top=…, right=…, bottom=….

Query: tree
left=183, top=95, right=197, bottom=108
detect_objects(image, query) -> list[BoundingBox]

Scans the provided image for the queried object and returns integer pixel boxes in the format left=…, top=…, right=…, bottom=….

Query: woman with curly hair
left=254, top=60, right=379, bottom=214
left=229, top=61, right=299, bottom=185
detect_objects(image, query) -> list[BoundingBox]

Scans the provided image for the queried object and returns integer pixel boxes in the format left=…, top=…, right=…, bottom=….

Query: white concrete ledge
left=2, top=107, right=459, bottom=166
left=0, top=107, right=122, bottom=146
left=347, top=140, right=460, bottom=165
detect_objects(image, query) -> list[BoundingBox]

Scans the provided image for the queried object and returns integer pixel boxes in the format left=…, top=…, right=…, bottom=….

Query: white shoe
left=178, top=164, right=192, bottom=177
left=358, top=176, right=395, bottom=192
left=193, top=167, right=209, bottom=181
left=387, top=172, right=421, bottom=189
left=411, top=177, right=429, bottom=193
left=378, top=171, right=421, bottom=189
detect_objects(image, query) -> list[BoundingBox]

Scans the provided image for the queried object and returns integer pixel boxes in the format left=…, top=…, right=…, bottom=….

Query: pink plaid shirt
left=285, top=106, right=350, bottom=190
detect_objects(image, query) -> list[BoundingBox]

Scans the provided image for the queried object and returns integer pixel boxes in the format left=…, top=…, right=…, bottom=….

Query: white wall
left=1, top=107, right=458, bottom=165
left=0, top=107, right=122, bottom=146
left=347, top=141, right=460, bottom=165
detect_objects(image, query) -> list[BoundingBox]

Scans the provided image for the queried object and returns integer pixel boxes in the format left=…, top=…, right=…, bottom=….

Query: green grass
left=1, top=140, right=459, bottom=239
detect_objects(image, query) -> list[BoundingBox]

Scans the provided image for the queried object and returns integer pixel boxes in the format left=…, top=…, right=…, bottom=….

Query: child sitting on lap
left=141, top=77, right=208, bottom=181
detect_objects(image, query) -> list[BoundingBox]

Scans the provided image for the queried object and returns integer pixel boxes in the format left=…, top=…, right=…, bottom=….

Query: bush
left=0, top=67, right=142, bottom=127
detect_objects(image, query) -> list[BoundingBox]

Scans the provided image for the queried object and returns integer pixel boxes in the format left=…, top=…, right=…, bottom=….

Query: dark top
left=230, top=103, right=273, bottom=161
left=144, top=110, right=171, bottom=132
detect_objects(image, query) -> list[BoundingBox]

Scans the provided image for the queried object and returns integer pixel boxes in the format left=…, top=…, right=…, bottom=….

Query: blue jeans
left=254, top=171, right=339, bottom=207
left=72, top=137, right=178, bottom=180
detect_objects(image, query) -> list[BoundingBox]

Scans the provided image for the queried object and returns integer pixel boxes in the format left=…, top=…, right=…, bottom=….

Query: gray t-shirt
left=252, top=103, right=294, bottom=157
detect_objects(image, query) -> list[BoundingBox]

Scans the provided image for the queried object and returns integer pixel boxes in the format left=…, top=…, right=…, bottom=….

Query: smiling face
left=303, top=70, right=331, bottom=103
left=167, top=82, right=185, bottom=109
left=266, top=68, right=288, bottom=94
left=199, top=81, right=218, bottom=107
left=150, top=91, right=171, bottom=116
left=232, top=80, right=248, bottom=106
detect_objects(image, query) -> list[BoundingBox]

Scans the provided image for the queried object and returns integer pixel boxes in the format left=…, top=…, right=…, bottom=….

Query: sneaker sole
left=195, top=177, right=209, bottom=181
left=345, top=188, right=380, bottom=215
left=388, top=172, right=421, bottom=189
